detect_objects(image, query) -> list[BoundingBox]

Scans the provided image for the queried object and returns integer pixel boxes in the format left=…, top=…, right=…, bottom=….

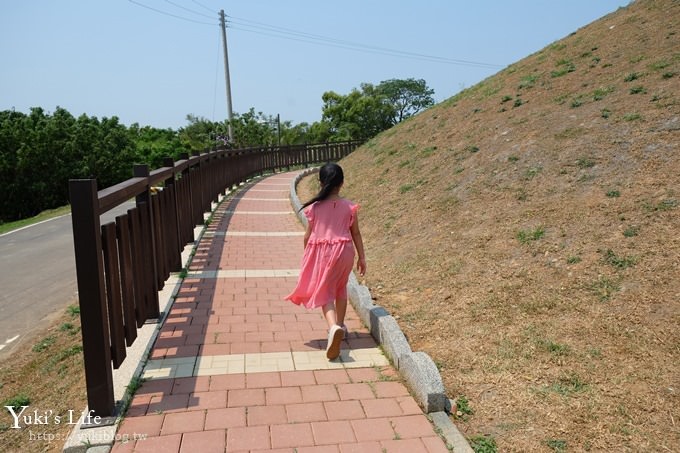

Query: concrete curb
left=62, top=181, right=254, bottom=453
left=290, top=169, right=473, bottom=452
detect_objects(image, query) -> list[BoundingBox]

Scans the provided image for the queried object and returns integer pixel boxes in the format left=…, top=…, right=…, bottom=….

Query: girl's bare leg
left=322, top=302, right=338, bottom=329
left=335, top=298, right=348, bottom=327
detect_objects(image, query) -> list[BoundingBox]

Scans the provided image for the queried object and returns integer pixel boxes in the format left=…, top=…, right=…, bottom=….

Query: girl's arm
left=350, top=213, right=367, bottom=276
left=303, top=220, right=312, bottom=249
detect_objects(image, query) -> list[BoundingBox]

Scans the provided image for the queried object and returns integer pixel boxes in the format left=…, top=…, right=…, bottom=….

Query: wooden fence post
left=69, top=179, right=115, bottom=418
left=133, top=165, right=160, bottom=320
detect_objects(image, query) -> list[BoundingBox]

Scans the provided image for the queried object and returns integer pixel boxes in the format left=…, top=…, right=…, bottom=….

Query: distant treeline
left=0, top=78, right=434, bottom=222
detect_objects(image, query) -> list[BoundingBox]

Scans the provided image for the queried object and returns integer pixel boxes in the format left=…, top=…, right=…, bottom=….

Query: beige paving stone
left=142, top=357, right=197, bottom=380
left=186, top=269, right=300, bottom=279
left=221, top=231, right=304, bottom=237
left=234, top=197, right=290, bottom=201
left=245, top=352, right=295, bottom=372
left=224, top=211, right=292, bottom=215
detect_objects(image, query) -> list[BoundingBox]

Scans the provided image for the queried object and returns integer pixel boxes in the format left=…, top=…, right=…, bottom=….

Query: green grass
left=592, top=86, right=615, bottom=101
left=551, top=60, right=576, bottom=78
left=547, top=374, right=588, bottom=395
left=577, top=157, right=596, bottom=168
left=524, top=166, right=542, bottom=180
left=649, top=59, right=670, bottom=71
left=518, top=75, right=538, bottom=89
left=517, top=226, right=545, bottom=243
left=629, top=85, right=646, bottom=94
left=43, top=345, right=83, bottom=373
left=547, top=439, right=568, bottom=452
left=66, top=304, right=80, bottom=316
left=399, top=184, right=415, bottom=194
left=603, top=249, right=637, bottom=269
left=606, top=190, right=620, bottom=197
left=567, top=256, right=581, bottom=264
left=59, top=322, right=79, bottom=335
left=454, top=395, right=473, bottom=420
left=654, top=199, right=678, bottom=211
left=570, top=97, right=584, bottom=108
left=623, top=112, right=642, bottom=121
left=623, top=225, right=639, bottom=237
left=539, top=339, right=570, bottom=356
left=624, top=72, right=641, bottom=82
left=32, top=335, right=56, bottom=353
left=590, top=275, right=620, bottom=301
left=0, top=205, right=71, bottom=235
left=601, top=108, right=612, bottom=119
left=469, top=435, right=498, bottom=453
left=2, top=393, right=31, bottom=411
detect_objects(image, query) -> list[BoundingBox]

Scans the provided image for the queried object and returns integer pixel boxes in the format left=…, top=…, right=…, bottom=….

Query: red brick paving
left=110, top=172, right=448, bottom=452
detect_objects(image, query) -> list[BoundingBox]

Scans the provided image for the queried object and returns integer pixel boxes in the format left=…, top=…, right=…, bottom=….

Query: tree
left=376, top=78, right=435, bottom=123
left=321, top=85, right=394, bottom=142
left=319, top=78, right=435, bottom=142
left=179, top=114, right=218, bottom=151
left=129, top=124, right=185, bottom=168
left=227, top=109, right=278, bottom=148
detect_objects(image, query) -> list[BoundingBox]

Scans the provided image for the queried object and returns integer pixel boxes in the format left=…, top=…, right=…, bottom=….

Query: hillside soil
left=0, top=307, right=86, bottom=453
left=303, top=1, right=679, bottom=451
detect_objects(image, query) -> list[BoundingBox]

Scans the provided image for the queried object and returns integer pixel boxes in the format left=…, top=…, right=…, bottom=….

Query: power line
left=191, top=0, right=214, bottom=14
left=227, top=19, right=502, bottom=68
left=127, top=0, right=216, bottom=25
left=162, top=0, right=214, bottom=20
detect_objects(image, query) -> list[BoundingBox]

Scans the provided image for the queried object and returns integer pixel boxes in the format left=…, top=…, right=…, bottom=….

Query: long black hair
left=300, top=162, right=344, bottom=210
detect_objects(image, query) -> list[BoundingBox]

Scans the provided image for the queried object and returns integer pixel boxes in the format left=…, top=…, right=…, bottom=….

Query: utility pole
left=219, top=10, right=234, bottom=141
left=276, top=113, right=281, bottom=146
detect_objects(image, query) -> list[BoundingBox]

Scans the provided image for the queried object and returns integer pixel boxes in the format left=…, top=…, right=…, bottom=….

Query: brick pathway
left=110, top=171, right=449, bottom=452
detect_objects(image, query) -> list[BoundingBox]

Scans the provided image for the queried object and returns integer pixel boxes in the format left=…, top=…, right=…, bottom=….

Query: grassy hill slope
left=337, top=0, right=679, bottom=450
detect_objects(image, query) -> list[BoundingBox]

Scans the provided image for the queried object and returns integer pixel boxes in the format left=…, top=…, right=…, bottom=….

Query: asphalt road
left=0, top=202, right=135, bottom=360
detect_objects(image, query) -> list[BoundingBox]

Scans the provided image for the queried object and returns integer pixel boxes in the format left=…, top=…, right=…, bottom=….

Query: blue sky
left=1, top=0, right=631, bottom=130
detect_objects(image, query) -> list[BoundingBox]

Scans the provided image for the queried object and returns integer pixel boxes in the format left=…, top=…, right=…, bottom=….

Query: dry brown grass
left=0, top=307, right=86, bottom=452
left=313, top=0, right=679, bottom=450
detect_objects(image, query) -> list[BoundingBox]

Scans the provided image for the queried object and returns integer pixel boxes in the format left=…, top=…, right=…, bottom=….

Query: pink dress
left=286, top=198, right=358, bottom=309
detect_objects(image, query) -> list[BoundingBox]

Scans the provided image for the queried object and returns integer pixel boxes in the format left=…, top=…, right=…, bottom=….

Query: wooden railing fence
left=69, top=141, right=360, bottom=418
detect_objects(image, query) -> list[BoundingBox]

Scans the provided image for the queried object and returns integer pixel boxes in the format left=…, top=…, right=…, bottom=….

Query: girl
left=286, top=163, right=367, bottom=360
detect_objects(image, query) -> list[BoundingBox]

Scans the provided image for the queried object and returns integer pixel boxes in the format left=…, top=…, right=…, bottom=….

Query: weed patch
left=623, top=225, right=639, bottom=237
left=546, top=439, right=568, bottom=452
left=517, top=226, right=545, bottom=243
left=523, top=166, right=542, bottom=180
left=469, top=434, right=498, bottom=453
left=551, top=60, right=576, bottom=78
left=2, top=393, right=31, bottom=411
left=590, top=275, right=621, bottom=301
left=519, top=75, right=538, bottom=89
left=602, top=249, right=638, bottom=269
left=576, top=157, right=596, bottom=169
left=541, top=373, right=588, bottom=396
left=32, top=335, right=56, bottom=353
left=454, top=395, right=473, bottom=421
